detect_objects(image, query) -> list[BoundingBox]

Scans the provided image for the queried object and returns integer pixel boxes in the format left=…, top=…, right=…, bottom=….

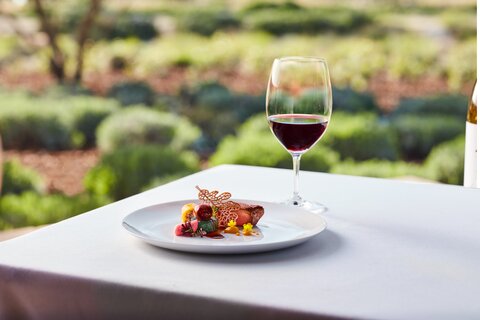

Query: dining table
left=0, top=164, right=479, bottom=320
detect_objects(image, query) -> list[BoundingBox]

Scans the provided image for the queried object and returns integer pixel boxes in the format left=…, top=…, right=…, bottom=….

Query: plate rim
left=122, top=199, right=327, bottom=254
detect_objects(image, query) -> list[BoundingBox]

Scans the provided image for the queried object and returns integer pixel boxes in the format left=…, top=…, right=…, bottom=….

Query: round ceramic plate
left=122, top=199, right=327, bottom=254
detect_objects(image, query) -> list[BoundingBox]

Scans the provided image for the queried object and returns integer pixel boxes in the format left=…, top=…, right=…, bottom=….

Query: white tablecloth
left=0, top=165, right=479, bottom=320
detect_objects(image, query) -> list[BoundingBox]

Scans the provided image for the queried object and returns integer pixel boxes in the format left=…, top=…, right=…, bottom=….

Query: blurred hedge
left=333, top=87, right=379, bottom=113
left=179, top=81, right=264, bottom=152
left=107, top=81, right=156, bottom=106
left=2, top=160, right=45, bottom=195
left=240, top=2, right=302, bottom=14
left=96, top=106, right=200, bottom=153
left=243, top=7, right=371, bottom=35
left=324, top=112, right=399, bottom=161
left=178, top=9, right=240, bottom=36
left=0, top=192, right=109, bottom=230
left=0, top=91, right=120, bottom=150
left=424, top=136, right=465, bottom=185
left=392, top=94, right=468, bottom=120
left=85, top=145, right=200, bottom=200
left=391, top=115, right=464, bottom=159
left=0, top=92, right=72, bottom=150
left=63, top=8, right=157, bottom=40
left=63, top=96, right=120, bottom=148
left=441, top=10, right=477, bottom=40
left=330, top=159, right=423, bottom=179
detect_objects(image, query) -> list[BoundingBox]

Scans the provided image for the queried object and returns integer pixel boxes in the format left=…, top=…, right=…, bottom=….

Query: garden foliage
left=324, top=112, right=399, bottom=161
left=391, top=115, right=464, bottom=159
left=84, top=145, right=200, bottom=200
left=393, top=94, right=468, bottom=120
left=0, top=91, right=120, bottom=150
left=330, top=159, right=424, bottom=179
left=2, top=160, right=45, bottom=195
left=424, top=136, right=465, bottom=185
left=0, top=192, right=109, bottom=230
left=96, top=106, right=201, bottom=153
left=108, top=81, right=156, bottom=106
left=0, top=1, right=474, bottom=231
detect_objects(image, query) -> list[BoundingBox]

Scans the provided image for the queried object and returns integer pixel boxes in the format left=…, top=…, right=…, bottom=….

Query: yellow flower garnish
left=242, top=223, right=253, bottom=236
left=224, top=220, right=239, bottom=234
left=181, top=203, right=195, bottom=222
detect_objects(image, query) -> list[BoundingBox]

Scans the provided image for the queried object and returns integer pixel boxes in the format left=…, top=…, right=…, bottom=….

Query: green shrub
left=191, top=81, right=233, bottom=110
left=179, top=9, right=240, bottom=36
left=108, top=81, right=156, bottom=106
left=327, top=37, right=385, bottom=90
left=424, top=136, right=465, bottom=185
left=324, top=112, right=399, bottom=161
left=155, top=94, right=183, bottom=113
left=444, top=38, right=476, bottom=90
left=185, top=81, right=264, bottom=119
left=392, top=94, right=468, bottom=120
left=333, top=86, right=379, bottom=113
left=2, top=159, right=45, bottom=194
left=0, top=192, right=109, bottom=230
left=179, top=81, right=263, bottom=152
left=210, top=114, right=339, bottom=172
left=64, top=9, right=158, bottom=40
left=243, top=7, right=371, bottom=35
left=240, top=1, right=302, bottom=14
left=231, top=94, right=265, bottom=122
left=41, top=84, right=94, bottom=98
left=385, top=34, right=440, bottom=79
left=0, top=91, right=121, bottom=150
left=441, top=10, right=476, bottom=40
left=63, top=96, right=120, bottom=148
left=96, top=106, right=200, bottom=153
left=330, top=159, right=424, bottom=179
left=85, top=145, right=200, bottom=200
left=103, top=12, right=158, bottom=40
left=179, top=81, right=232, bottom=109
left=391, top=115, right=464, bottom=160
left=0, top=93, right=72, bottom=150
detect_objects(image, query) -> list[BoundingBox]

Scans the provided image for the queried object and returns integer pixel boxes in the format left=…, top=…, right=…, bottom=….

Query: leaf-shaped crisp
left=195, top=186, right=242, bottom=227
left=196, top=186, right=233, bottom=208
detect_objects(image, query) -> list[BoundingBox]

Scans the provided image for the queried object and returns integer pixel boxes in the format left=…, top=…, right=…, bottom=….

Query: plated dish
left=122, top=197, right=327, bottom=254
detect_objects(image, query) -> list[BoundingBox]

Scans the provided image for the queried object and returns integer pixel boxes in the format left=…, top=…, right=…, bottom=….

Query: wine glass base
left=282, top=198, right=327, bottom=214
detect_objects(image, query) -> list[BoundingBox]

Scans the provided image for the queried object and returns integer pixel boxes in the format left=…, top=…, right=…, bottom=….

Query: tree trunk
left=32, top=0, right=66, bottom=82
left=74, top=0, right=102, bottom=83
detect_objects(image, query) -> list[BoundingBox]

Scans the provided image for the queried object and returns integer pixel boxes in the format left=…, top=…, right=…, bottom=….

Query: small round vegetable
left=181, top=203, right=196, bottom=222
left=194, top=204, right=213, bottom=221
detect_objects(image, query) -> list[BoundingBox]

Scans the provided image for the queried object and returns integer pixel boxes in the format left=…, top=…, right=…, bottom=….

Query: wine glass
left=266, top=56, right=332, bottom=212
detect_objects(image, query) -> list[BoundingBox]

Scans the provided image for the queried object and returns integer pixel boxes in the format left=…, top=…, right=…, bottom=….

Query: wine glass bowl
left=266, top=56, right=332, bottom=211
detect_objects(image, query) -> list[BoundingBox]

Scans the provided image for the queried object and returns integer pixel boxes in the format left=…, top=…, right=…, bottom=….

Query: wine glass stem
left=292, top=153, right=302, bottom=204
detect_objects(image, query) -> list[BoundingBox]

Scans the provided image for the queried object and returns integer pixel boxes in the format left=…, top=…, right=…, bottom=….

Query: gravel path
left=4, top=149, right=99, bottom=195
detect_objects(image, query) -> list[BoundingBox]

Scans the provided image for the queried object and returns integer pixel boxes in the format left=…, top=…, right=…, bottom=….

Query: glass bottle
left=464, top=81, right=477, bottom=187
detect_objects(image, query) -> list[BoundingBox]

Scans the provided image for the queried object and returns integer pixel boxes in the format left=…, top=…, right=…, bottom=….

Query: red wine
left=268, top=114, right=328, bottom=152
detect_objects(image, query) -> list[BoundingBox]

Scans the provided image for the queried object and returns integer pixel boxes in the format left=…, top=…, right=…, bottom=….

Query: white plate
left=122, top=199, right=327, bottom=254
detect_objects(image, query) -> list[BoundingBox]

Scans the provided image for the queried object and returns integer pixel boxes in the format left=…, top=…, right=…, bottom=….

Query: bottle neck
left=467, top=81, right=477, bottom=124
left=467, top=101, right=477, bottom=124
